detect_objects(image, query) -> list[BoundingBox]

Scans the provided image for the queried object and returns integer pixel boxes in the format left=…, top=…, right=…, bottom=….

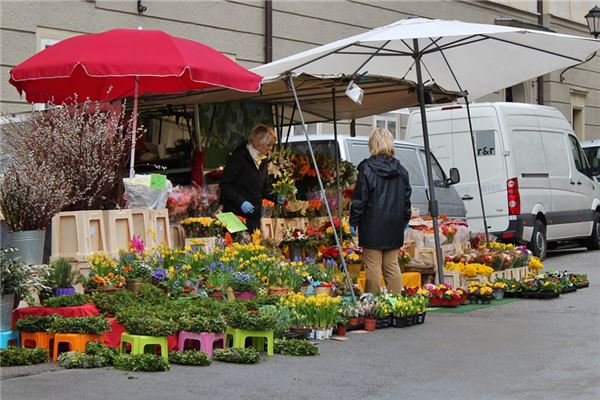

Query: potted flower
left=280, top=227, right=310, bottom=260
left=359, top=296, right=378, bottom=331
left=81, top=252, right=126, bottom=292
left=478, top=285, right=494, bottom=303
left=228, top=272, right=258, bottom=299
left=492, top=281, right=507, bottom=300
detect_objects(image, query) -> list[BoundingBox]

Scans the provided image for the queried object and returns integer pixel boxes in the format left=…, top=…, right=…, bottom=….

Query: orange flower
left=107, top=272, right=115, bottom=279
left=262, top=199, right=275, bottom=207
left=123, top=266, right=132, bottom=273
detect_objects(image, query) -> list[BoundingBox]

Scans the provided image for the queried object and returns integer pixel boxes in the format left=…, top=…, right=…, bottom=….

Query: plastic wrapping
left=123, top=174, right=172, bottom=209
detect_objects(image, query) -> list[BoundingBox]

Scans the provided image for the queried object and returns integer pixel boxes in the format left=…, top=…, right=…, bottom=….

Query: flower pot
left=326, top=328, right=333, bottom=338
left=6, top=229, right=46, bottom=266
left=267, top=287, right=289, bottom=297
left=93, top=286, right=123, bottom=294
left=493, top=290, right=505, bottom=300
left=314, top=329, right=328, bottom=340
left=348, top=318, right=359, bottom=326
left=208, top=292, right=225, bottom=300
left=126, top=279, right=144, bottom=294
left=304, top=247, right=317, bottom=259
left=55, top=287, right=76, bottom=297
left=363, top=318, right=376, bottom=331
left=234, top=291, right=256, bottom=300
left=289, top=244, right=304, bottom=261
left=307, top=329, right=315, bottom=339
left=357, top=317, right=365, bottom=325
left=416, top=312, right=426, bottom=325
left=0, top=293, right=15, bottom=332
left=391, top=316, right=409, bottom=328
left=336, top=324, right=347, bottom=336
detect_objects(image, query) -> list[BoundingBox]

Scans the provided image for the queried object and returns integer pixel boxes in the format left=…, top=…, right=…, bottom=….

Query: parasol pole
left=129, top=77, right=139, bottom=178
left=413, top=39, right=445, bottom=283
left=289, top=76, right=356, bottom=302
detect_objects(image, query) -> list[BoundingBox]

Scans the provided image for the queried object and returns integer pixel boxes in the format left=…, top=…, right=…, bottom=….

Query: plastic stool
left=177, top=331, right=225, bottom=357
left=0, top=330, right=20, bottom=349
left=225, top=327, right=273, bottom=356
left=120, top=332, right=168, bottom=361
left=52, top=333, right=102, bottom=361
left=20, top=332, right=54, bottom=353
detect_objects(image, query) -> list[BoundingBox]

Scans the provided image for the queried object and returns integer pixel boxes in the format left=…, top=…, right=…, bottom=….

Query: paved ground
left=1, top=247, right=598, bottom=400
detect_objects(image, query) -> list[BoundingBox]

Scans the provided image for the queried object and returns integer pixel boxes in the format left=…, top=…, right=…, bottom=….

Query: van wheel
left=586, top=212, right=600, bottom=250
left=529, top=219, right=547, bottom=260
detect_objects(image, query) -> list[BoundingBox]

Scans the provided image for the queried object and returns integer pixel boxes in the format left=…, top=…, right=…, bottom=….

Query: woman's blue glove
left=350, top=226, right=358, bottom=236
left=241, top=201, right=255, bottom=214
left=277, top=195, right=286, bottom=205
left=404, top=223, right=409, bottom=230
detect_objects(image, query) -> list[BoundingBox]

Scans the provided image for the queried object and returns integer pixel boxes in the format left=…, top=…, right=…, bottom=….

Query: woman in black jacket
left=219, top=124, right=277, bottom=233
left=350, top=128, right=412, bottom=294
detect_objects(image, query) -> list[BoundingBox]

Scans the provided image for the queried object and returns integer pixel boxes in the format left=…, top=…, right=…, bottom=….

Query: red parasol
left=9, top=28, right=262, bottom=176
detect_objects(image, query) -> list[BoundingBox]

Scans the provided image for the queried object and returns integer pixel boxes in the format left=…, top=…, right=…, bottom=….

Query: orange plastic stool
left=52, top=333, right=102, bottom=361
left=21, top=332, right=55, bottom=354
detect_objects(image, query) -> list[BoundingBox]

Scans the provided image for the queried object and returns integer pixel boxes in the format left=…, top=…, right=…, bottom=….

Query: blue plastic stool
left=0, top=330, right=20, bottom=349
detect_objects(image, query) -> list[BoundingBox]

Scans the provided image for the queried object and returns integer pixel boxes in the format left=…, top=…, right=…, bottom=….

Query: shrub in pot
left=48, top=258, right=77, bottom=296
left=49, top=316, right=110, bottom=335
left=15, top=316, right=55, bottom=332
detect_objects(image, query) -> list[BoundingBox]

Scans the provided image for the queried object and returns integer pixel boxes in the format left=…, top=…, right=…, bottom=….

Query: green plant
left=49, top=316, right=110, bottom=335
left=15, top=316, right=55, bottom=332
left=91, top=290, right=138, bottom=316
left=0, top=347, right=49, bottom=366
left=48, top=258, right=76, bottom=289
left=274, top=339, right=319, bottom=356
left=137, top=283, right=169, bottom=305
left=0, top=248, right=51, bottom=302
left=113, top=354, right=169, bottom=372
left=85, top=342, right=119, bottom=364
left=213, top=348, right=261, bottom=364
left=179, top=315, right=226, bottom=333
left=169, top=350, right=211, bottom=366
left=57, top=351, right=110, bottom=369
left=123, top=316, right=178, bottom=336
left=226, top=310, right=277, bottom=331
left=43, top=294, right=89, bottom=308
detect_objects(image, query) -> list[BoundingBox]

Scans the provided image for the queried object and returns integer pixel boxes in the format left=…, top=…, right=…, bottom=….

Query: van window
left=512, top=130, right=548, bottom=174
left=419, top=150, right=446, bottom=187
left=346, top=141, right=371, bottom=165
left=288, top=140, right=337, bottom=158
left=397, top=148, right=425, bottom=186
left=569, top=135, right=587, bottom=174
left=583, top=146, right=600, bottom=178
left=540, top=131, right=570, bottom=177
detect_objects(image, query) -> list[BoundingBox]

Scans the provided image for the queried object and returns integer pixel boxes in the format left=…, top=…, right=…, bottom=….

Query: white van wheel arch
left=586, top=211, right=600, bottom=251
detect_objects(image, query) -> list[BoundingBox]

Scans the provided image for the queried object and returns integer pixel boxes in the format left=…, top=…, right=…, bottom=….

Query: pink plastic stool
left=177, top=331, right=225, bottom=357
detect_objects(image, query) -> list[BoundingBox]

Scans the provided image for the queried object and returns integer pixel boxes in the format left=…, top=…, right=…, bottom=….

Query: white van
left=406, top=102, right=600, bottom=258
left=581, top=139, right=600, bottom=183
left=285, top=134, right=466, bottom=219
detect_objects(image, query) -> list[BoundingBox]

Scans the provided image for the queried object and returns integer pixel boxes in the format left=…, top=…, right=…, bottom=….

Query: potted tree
left=48, top=258, right=77, bottom=296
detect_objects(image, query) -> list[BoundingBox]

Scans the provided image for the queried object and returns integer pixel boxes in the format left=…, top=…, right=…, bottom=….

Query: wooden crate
left=170, top=224, right=186, bottom=250
left=150, top=209, right=171, bottom=248
left=442, top=270, right=461, bottom=288
left=130, top=208, right=153, bottom=248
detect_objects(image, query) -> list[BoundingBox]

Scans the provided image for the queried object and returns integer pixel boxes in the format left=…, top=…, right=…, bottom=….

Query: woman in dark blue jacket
left=350, top=128, right=412, bottom=294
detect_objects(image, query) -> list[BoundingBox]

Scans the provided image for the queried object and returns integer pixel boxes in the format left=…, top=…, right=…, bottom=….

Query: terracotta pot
left=336, top=324, right=347, bottom=336
left=363, top=318, right=376, bottom=331
left=348, top=318, right=359, bottom=326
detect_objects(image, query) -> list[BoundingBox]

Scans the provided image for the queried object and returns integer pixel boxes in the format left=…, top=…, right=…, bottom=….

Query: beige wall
left=1, top=0, right=598, bottom=139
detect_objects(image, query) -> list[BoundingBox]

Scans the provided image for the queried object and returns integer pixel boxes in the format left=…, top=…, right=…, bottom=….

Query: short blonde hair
left=368, top=127, right=395, bottom=157
left=248, top=124, right=277, bottom=147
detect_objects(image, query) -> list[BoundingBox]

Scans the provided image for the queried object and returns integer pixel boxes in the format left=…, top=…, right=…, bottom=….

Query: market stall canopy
left=252, top=17, right=600, bottom=100
left=9, top=28, right=261, bottom=104
left=138, top=73, right=462, bottom=124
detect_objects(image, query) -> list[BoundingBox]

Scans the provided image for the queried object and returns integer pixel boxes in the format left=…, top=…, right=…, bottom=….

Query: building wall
left=1, top=0, right=598, bottom=139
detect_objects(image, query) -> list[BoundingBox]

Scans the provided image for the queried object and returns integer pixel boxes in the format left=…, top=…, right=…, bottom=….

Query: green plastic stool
left=120, top=332, right=168, bottom=361
left=225, top=327, right=274, bottom=356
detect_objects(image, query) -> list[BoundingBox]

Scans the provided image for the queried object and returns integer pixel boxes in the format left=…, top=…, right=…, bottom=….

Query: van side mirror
left=447, top=167, right=460, bottom=185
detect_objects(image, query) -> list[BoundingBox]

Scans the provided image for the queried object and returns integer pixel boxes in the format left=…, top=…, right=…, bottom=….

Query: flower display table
left=120, top=332, right=168, bottom=361
left=20, top=331, right=54, bottom=353
left=52, top=333, right=102, bottom=361
left=103, top=318, right=178, bottom=351
left=225, top=327, right=273, bottom=356
left=178, top=331, right=225, bottom=357
left=11, top=304, right=100, bottom=329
